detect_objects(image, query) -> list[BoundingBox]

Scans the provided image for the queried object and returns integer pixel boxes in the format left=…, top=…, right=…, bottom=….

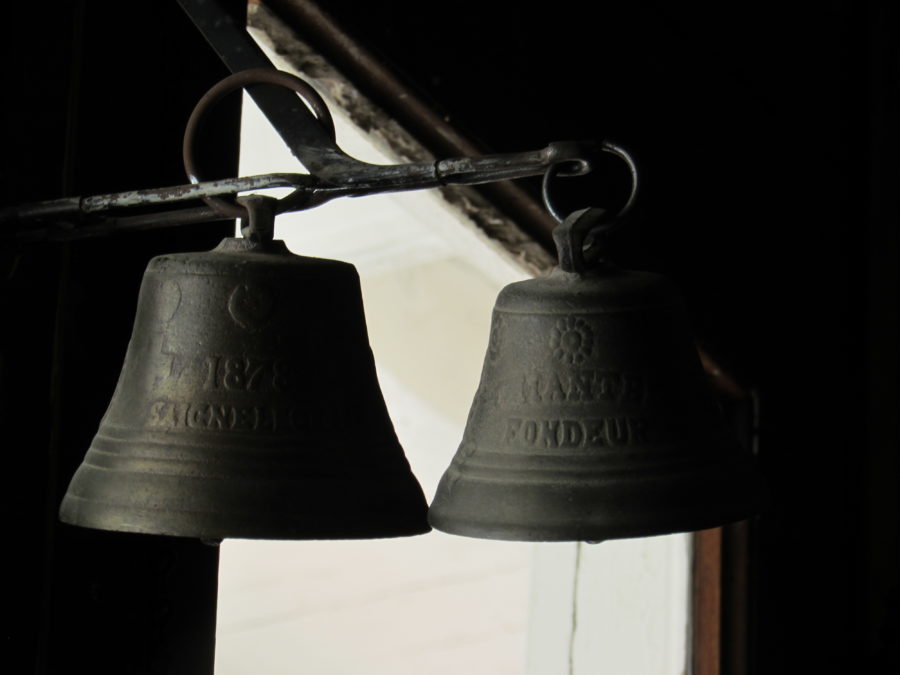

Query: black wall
left=2, top=2, right=242, bottom=673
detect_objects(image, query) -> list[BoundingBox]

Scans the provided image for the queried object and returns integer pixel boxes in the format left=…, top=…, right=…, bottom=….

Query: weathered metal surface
left=428, top=210, right=765, bottom=541
left=59, top=229, right=430, bottom=539
left=0, top=173, right=311, bottom=239
left=81, top=173, right=312, bottom=214
left=1, top=134, right=599, bottom=237
left=180, top=66, right=597, bottom=218
left=542, top=141, right=639, bottom=225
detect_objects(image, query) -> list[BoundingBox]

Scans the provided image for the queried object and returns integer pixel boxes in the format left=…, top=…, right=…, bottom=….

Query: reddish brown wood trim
left=693, top=526, right=723, bottom=675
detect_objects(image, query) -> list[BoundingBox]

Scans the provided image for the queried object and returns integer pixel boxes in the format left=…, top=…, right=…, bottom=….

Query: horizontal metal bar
left=300, top=142, right=594, bottom=205
left=0, top=173, right=312, bottom=225
left=0, top=141, right=602, bottom=243
left=81, top=173, right=312, bottom=213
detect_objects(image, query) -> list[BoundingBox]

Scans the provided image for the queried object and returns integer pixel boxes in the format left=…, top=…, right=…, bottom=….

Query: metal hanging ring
left=183, top=68, right=337, bottom=219
left=541, top=139, right=639, bottom=225
left=552, top=207, right=611, bottom=274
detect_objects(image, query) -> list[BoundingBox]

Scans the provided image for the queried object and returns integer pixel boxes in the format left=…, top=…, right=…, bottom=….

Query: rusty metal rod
left=0, top=173, right=311, bottom=225
left=0, top=141, right=597, bottom=240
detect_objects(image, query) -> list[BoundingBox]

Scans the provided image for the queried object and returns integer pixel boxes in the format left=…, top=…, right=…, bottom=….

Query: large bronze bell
left=60, top=225, right=429, bottom=540
left=429, top=208, right=764, bottom=541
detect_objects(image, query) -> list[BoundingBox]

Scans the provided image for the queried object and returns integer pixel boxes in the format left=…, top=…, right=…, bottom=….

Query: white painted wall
left=527, top=537, right=691, bottom=675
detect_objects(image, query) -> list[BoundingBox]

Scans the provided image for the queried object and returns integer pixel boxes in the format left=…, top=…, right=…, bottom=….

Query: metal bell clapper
left=59, top=196, right=430, bottom=540
left=429, top=207, right=765, bottom=542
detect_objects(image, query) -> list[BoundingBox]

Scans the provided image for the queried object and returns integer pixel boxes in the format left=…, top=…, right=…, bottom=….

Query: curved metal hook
left=541, top=140, right=639, bottom=224
left=551, top=207, right=612, bottom=274
left=183, top=70, right=610, bottom=224
left=183, top=68, right=336, bottom=219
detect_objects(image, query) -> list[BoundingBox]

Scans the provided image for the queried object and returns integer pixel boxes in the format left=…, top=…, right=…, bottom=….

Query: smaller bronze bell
left=429, top=208, right=764, bottom=541
left=60, top=222, right=429, bottom=540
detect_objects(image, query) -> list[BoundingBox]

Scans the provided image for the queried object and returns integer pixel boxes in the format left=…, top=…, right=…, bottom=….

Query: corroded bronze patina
left=429, top=209, right=764, bottom=541
left=60, top=235, right=429, bottom=540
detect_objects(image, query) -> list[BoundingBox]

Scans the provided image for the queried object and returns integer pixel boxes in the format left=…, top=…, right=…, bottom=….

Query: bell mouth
left=428, top=451, right=764, bottom=542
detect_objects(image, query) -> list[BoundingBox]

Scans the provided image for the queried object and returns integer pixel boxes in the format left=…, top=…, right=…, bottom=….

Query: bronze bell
left=428, top=208, right=764, bottom=541
left=59, top=229, right=429, bottom=540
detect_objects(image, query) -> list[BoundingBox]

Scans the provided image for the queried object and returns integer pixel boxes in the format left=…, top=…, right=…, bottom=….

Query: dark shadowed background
left=2, top=1, right=896, bottom=673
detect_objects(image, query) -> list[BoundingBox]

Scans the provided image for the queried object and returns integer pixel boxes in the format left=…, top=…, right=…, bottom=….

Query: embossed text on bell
left=59, top=234, right=430, bottom=540
left=429, top=205, right=765, bottom=542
